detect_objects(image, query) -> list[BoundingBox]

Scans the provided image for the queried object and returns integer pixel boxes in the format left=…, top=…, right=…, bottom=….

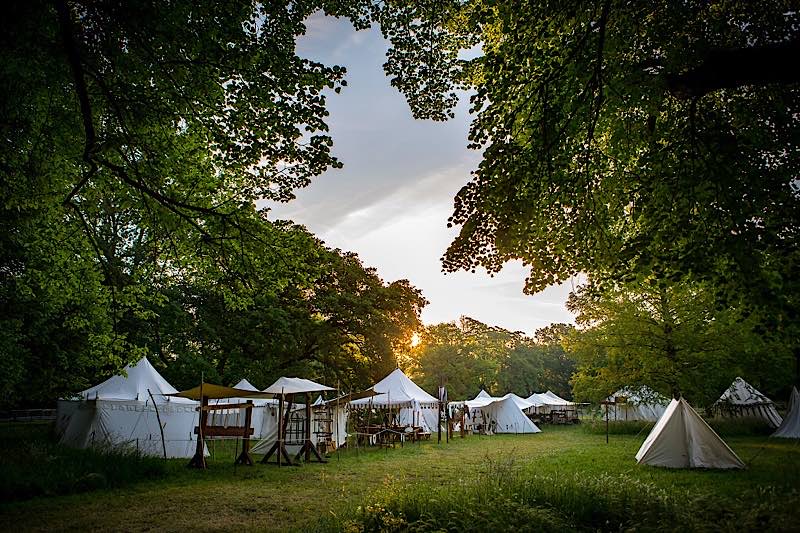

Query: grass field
left=1, top=423, right=799, bottom=532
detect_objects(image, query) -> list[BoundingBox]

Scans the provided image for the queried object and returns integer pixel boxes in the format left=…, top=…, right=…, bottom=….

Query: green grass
left=1, top=425, right=799, bottom=532
left=0, top=423, right=166, bottom=501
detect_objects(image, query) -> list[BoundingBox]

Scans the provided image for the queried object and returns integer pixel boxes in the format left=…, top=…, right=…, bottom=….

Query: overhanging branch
left=56, top=0, right=98, bottom=204
left=667, top=40, right=800, bottom=98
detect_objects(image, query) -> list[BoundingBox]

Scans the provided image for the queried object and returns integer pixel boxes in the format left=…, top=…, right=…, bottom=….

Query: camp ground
left=5, top=3, right=800, bottom=531
left=8, top=360, right=800, bottom=531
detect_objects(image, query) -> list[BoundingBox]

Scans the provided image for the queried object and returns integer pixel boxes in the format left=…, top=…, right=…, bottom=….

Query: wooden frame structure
left=261, top=392, right=326, bottom=467
left=188, top=396, right=255, bottom=469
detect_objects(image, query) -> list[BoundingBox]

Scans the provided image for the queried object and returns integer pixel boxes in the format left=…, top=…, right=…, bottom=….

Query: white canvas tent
left=55, top=357, right=202, bottom=458
left=502, top=393, right=536, bottom=411
left=350, top=368, right=440, bottom=433
left=635, top=398, right=744, bottom=469
left=251, top=377, right=334, bottom=455
left=463, top=391, right=541, bottom=434
left=713, top=377, right=783, bottom=429
left=607, top=386, right=669, bottom=422
left=772, top=387, right=800, bottom=439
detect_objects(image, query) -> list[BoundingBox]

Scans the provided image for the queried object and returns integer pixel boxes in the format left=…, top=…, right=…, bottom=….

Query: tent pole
left=336, top=379, right=340, bottom=462
left=148, top=388, right=167, bottom=460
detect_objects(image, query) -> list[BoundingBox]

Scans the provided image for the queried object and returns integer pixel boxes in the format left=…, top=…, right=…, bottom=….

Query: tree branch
left=56, top=0, right=98, bottom=204
left=667, top=40, right=800, bottom=98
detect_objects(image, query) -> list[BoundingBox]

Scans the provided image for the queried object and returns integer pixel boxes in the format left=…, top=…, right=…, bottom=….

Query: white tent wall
left=635, top=398, right=744, bottom=469
left=350, top=369, right=442, bottom=434
left=477, top=397, right=541, bottom=434
left=607, top=387, right=669, bottom=422
left=56, top=358, right=204, bottom=459
left=57, top=399, right=201, bottom=458
left=772, top=387, right=800, bottom=439
left=464, top=392, right=541, bottom=434
left=609, top=403, right=666, bottom=422
left=250, top=402, right=348, bottom=454
left=329, top=404, right=349, bottom=447
left=713, top=377, right=783, bottom=429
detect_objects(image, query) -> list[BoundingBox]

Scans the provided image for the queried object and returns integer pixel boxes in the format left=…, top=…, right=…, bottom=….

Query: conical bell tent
left=772, top=387, right=800, bottom=439
left=635, top=397, right=744, bottom=469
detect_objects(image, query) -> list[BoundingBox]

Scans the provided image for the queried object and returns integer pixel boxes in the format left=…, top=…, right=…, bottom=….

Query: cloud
left=264, top=12, right=577, bottom=336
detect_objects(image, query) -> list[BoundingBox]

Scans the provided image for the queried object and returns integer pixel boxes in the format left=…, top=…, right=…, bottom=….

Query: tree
left=1, top=1, right=446, bottom=404
left=565, top=281, right=793, bottom=405
left=411, top=317, right=576, bottom=399
left=110, top=224, right=427, bottom=394
left=426, top=2, right=800, bottom=300
left=379, top=1, right=800, bottom=387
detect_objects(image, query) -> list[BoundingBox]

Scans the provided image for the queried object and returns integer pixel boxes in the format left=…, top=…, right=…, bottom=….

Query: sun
left=410, top=332, right=422, bottom=348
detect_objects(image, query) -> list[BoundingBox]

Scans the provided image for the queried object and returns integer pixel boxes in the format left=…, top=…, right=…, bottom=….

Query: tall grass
left=0, top=423, right=166, bottom=501
left=581, top=416, right=774, bottom=438
left=580, top=419, right=654, bottom=436
left=319, top=452, right=800, bottom=532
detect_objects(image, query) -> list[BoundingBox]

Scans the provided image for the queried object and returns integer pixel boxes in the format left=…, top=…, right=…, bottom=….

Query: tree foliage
left=426, top=2, right=800, bottom=301
left=566, top=281, right=794, bottom=406
left=410, top=317, right=576, bottom=399
left=0, top=1, right=445, bottom=406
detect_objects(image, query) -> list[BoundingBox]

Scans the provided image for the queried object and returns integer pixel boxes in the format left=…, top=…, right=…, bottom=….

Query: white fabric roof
left=501, top=393, right=536, bottom=410
left=351, top=369, right=438, bottom=407
left=716, top=377, right=774, bottom=406
left=524, top=390, right=573, bottom=407
left=525, top=392, right=550, bottom=407
left=475, top=389, right=492, bottom=400
left=80, top=357, right=192, bottom=403
left=772, top=387, right=800, bottom=439
left=635, top=398, right=744, bottom=469
left=543, top=390, right=573, bottom=405
left=263, top=377, right=334, bottom=395
left=606, top=386, right=669, bottom=422
left=233, top=378, right=260, bottom=392
left=713, top=377, right=783, bottom=428
left=473, top=396, right=541, bottom=434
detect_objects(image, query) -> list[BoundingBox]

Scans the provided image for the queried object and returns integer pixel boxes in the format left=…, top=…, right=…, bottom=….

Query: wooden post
left=188, top=394, right=208, bottom=468
left=305, top=392, right=311, bottom=462
left=437, top=401, right=442, bottom=444
left=147, top=388, right=167, bottom=460
left=234, top=400, right=254, bottom=466
left=262, top=389, right=296, bottom=466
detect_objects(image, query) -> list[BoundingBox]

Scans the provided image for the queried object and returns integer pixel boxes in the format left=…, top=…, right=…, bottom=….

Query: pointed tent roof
left=263, top=377, right=334, bottom=395
left=716, top=377, right=774, bottom=406
left=636, top=398, right=744, bottom=469
left=543, top=390, right=573, bottom=405
left=525, top=392, right=550, bottom=407
left=374, top=368, right=437, bottom=402
left=502, top=393, right=536, bottom=410
left=80, top=357, right=191, bottom=403
left=479, top=396, right=542, bottom=434
left=475, top=389, right=492, bottom=400
left=233, top=378, right=260, bottom=392
left=351, top=368, right=437, bottom=407
left=772, top=387, right=800, bottom=439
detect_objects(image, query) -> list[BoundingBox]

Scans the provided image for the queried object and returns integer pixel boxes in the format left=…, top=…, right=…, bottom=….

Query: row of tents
left=605, top=377, right=788, bottom=431
left=54, top=358, right=800, bottom=469
left=56, top=358, right=353, bottom=459
left=54, top=359, right=573, bottom=458
left=607, top=378, right=800, bottom=469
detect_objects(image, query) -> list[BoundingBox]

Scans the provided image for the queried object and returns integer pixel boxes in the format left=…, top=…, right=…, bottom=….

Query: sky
left=264, top=14, right=578, bottom=335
